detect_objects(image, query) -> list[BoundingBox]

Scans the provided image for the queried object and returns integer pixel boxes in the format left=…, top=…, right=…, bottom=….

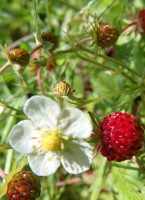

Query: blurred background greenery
left=0, top=0, right=145, bottom=199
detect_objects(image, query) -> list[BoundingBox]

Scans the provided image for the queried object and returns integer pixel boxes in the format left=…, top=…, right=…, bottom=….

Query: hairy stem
left=37, top=67, right=44, bottom=94
left=0, top=61, right=11, bottom=74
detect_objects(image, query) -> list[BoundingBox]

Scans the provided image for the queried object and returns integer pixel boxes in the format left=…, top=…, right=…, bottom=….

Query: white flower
left=9, top=96, right=93, bottom=176
left=0, top=106, right=4, bottom=114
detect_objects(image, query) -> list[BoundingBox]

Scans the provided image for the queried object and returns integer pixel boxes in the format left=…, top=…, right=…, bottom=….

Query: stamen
left=64, top=136, right=69, bottom=140
left=61, top=143, right=65, bottom=150
left=57, top=155, right=61, bottom=160
left=39, top=153, right=43, bottom=156
left=32, top=144, right=36, bottom=148
left=34, top=151, right=38, bottom=154
left=48, top=157, right=52, bottom=161
left=31, top=137, right=38, bottom=139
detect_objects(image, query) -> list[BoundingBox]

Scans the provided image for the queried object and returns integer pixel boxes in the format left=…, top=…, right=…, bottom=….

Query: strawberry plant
left=0, top=0, right=145, bottom=200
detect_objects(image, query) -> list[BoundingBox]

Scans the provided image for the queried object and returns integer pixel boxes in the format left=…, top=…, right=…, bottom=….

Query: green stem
left=77, top=53, right=114, bottom=71
left=4, top=149, right=14, bottom=174
left=77, top=53, right=136, bottom=83
left=90, top=158, right=107, bottom=200
left=79, top=89, right=135, bottom=107
left=78, top=45, right=141, bottom=77
left=29, top=44, right=43, bottom=55
left=0, top=61, right=11, bottom=74
left=97, top=0, right=118, bottom=19
left=58, top=97, right=63, bottom=110
left=97, top=53, right=141, bottom=77
left=0, top=99, right=21, bottom=113
left=1, top=100, right=22, bottom=144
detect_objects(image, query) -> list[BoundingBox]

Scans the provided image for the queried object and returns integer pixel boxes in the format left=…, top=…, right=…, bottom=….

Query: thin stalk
left=97, top=53, right=141, bottom=77
left=77, top=53, right=113, bottom=71
left=0, top=61, right=11, bottom=74
left=79, top=89, right=134, bottom=107
left=133, top=156, right=145, bottom=171
left=97, top=0, right=118, bottom=19
left=77, top=53, right=136, bottom=83
left=0, top=99, right=21, bottom=113
left=29, top=44, right=43, bottom=55
left=58, top=97, right=63, bottom=110
left=78, top=45, right=141, bottom=77
left=120, top=21, right=138, bottom=34
left=4, top=150, right=14, bottom=174
left=76, top=37, right=93, bottom=46
left=90, top=158, right=107, bottom=200
left=121, top=72, right=136, bottom=84
left=1, top=100, right=21, bottom=144
left=58, top=0, right=79, bottom=11
left=37, top=67, right=44, bottom=94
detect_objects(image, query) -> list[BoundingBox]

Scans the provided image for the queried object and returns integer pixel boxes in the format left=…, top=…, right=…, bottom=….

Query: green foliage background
left=0, top=0, right=145, bottom=199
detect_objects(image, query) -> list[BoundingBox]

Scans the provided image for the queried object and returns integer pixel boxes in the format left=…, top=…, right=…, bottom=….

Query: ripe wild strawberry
left=97, top=25, right=119, bottom=48
left=41, top=32, right=59, bottom=51
left=139, top=9, right=145, bottom=33
left=7, top=170, right=40, bottom=200
left=8, top=48, right=30, bottom=67
left=100, top=112, right=144, bottom=162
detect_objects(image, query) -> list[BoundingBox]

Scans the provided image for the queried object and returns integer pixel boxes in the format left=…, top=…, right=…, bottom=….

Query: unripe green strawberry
left=97, top=25, right=119, bottom=48
left=7, top=170, right=40, bottom=200
left=41, top=32, right=59, bottom=51
left=8, top=48, right=30, bottom=67
left=54, top=80, right=72, bottom=96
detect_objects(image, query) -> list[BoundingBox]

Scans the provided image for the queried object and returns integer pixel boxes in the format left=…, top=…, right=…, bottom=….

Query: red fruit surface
left=139, top=9, right=145, bottom=33
left=100, top=112, right=144, bottom=162
left=7, top=170, right=40, bottom=200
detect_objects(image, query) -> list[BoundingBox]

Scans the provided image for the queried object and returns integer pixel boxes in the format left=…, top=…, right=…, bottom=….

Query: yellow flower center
left=40, top=130, right=62, bottom=152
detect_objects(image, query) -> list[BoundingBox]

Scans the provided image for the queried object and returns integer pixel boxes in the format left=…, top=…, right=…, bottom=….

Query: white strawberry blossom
left=9, top=96, right=93, bottom=176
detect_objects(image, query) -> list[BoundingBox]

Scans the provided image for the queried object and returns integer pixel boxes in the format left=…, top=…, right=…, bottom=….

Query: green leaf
left=110, top=161, right=145, bottom=200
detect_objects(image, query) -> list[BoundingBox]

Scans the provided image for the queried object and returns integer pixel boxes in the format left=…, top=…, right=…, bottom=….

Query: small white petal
left=58, top=108, right=92, bottom=139
left=61, top=140, right=93, bottom=174
left=9, top=120, right=40, bottom=154
left=24, top=96, right=61, bottom=129
left=28, top=152, right=61, bottom=176
left=0, top=106, right=4, bottom=114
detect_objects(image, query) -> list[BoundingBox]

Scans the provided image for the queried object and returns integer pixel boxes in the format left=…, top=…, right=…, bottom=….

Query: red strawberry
left=7, top=170, right=40, bottom=200
left=139, top=9, right=145, bottom=33
left=100, top=112, right=144, bottom=162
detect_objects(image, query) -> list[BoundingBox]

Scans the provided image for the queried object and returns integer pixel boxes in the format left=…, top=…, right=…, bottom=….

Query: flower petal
left=9, top=120, right=40, bottom=154
left=61, top=140, right=93, bottom=174
left=58, top=108, right=92, bottom=139
left=24, top=96, right=61, bottom=129
left=28, top=152, right=61, bottom=176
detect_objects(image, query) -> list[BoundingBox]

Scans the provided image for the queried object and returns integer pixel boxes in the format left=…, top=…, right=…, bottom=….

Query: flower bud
left=54, top=81, right=72, bottom=96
